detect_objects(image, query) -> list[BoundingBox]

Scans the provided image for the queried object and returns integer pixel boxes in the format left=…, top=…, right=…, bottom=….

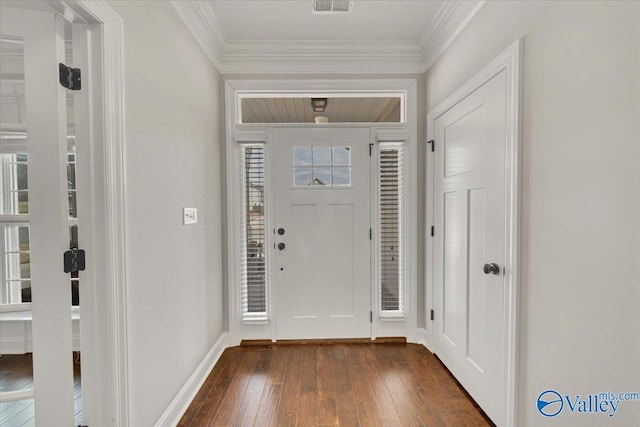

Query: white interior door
left=273, top=128, right=371, bottom=339
left=432, top=70, right=508, bottom=424
left=0, top=7, right=78, bottom=425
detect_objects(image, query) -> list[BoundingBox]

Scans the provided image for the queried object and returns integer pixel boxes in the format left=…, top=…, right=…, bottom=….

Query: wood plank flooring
left=0, top=353, right=82, bottom=427
left=179, top=343, right=494, bottom=427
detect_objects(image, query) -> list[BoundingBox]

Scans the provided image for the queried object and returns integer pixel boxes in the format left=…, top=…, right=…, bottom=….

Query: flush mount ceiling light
left=311, top=98, right=328, bottom=113
left=312, top=0, right=353, bottom=15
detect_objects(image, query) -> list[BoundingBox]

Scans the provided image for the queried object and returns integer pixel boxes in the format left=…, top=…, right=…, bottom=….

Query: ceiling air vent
left=312, top=1, right=353, bottom=15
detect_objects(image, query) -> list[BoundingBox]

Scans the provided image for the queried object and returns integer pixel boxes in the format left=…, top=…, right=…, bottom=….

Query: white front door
left=273, top=128, right=371, bottom=339
left=432, top=70, right=508, bottom=424
left=1, top=7, right=80, bottom=425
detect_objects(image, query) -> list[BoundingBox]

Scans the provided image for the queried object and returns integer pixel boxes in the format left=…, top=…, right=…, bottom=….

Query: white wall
left=424, top=1, right=640, bottom=425
left=107, top=2, right=224, bottom=425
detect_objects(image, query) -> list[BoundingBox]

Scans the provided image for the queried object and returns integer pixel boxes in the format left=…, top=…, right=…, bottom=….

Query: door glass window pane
left=293, top=146, right=311, bottom=166
left=332, top=167, right=350, bottom=186
left=294, top=167, right=312, bottom=186
left=332, top=147, right=350, bottom=165
left=313, top=167, right=331, bottom=186
left=313, top=146, right=331, bottom=166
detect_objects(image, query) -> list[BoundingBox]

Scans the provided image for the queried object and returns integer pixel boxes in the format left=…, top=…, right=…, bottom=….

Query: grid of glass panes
left=1, top=224, right=30, bottom=304
left=1, top=153, right=31, bottom=304
left=293, top=146, right=351, bottom=186
left=6, top=154, right=29, bottom=214
left=0, top=152, right=80, bottom=305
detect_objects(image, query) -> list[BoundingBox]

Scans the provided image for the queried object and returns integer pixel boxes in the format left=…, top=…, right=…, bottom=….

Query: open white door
left=0, top=7, right=80, bottom=425
left=272, top=128, right=372, bottom=339
left=432, top=67, right=510, bottom=424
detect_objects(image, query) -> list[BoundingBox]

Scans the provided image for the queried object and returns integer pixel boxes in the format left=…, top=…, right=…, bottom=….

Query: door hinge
left=369, top=143, right=373, bottom=157
left=370, top=311, right=373, bottom=323
left=369, top=228, right=372, bottom=240
left=63, top=248, right=86, bottom=273
left=430, top=309, right=434, bottom=321
left=430, top=226, right=434, bottom=237
left=427, top=139, right=434, bottom=152
left=59, top=63, right=81, bottom=90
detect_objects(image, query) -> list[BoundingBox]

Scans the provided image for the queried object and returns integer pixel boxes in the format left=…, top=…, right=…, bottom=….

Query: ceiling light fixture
left=311, top=98, right=328, bottom=113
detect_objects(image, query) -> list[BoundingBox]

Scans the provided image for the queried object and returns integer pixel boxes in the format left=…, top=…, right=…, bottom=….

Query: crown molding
left=171, top=0, right=484, bottom=75
left=418, top=0, right=485, bottom=71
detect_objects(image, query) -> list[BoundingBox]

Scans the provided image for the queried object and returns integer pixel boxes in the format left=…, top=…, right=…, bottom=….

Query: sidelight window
left=239, top=145, right=268, bottom=321
left=378, top=143, right=405, bottom=316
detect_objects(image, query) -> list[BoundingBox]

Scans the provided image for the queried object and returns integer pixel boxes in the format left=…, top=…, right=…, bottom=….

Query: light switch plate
left=183, top=207, right=197, bottom=225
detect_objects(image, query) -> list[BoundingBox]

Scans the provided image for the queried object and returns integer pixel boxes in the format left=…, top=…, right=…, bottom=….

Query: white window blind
left=239, top=145, right=267, bottom=321
left=378, top=144, right=404, bottom=315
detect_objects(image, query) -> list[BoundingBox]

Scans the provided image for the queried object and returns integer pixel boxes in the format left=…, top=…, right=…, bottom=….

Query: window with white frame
left=292, top=146, right=351, bottom=186
left=378, top=143, right=405, bottom=316
left=239, top=145, right=268, bottom=321
left=0, top=152, right=80, bottom=306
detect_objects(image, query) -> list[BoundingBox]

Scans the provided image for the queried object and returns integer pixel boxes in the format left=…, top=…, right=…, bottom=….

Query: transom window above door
left=293, top=146, right=351, bottom=187
left=240, top=96, right=403, bottom=124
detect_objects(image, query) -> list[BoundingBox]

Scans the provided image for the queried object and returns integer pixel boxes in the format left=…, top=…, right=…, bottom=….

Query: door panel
left=273, top=128, right=371, bottom=339
left=433, top=70, right=507, bottom=424
left=0, top=7, right=76, bottom=426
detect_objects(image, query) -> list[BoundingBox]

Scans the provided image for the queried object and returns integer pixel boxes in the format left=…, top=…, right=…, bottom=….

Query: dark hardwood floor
left=0, top=353, right=82, bottom=427
left=179, top=343, right=494, bottom=427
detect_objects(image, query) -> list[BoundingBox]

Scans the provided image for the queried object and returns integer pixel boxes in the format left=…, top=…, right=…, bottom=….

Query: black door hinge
left=427, top=139, right=435, bottom=152
left=370, top=311, right=373, bottom=323
left=63, top=248, right=86, bottom=273
left=430, top=309, right=434, bottom=321
left=369, top=143, right=373, bottom=156
left=430, top=226, right=434, bottom=237
left=369, top=228, right=372, bottom=240
left=59, top=63, right=81, bottom=90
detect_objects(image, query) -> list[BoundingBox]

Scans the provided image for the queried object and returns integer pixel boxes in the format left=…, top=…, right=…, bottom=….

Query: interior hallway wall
left=423, top=1, right=640, bottom=425
left=107, top=2, right=225, bottom=425
left=220, top=73, right=428, bottom=331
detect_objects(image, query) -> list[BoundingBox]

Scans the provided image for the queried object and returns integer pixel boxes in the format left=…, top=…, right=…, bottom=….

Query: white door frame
left=425, top=40, right=521, bottom=426
left=22, top=2, right=130, bottom=425
left=225, top=79, right=418, bottom=346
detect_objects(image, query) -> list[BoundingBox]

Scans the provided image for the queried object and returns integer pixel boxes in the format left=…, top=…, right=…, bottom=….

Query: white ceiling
left=172, top=0, right=485, bottom=74
left=211, top=1, right=443, bottom=42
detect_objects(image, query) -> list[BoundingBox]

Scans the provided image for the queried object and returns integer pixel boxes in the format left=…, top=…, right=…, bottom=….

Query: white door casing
left=225, top=79, right=418, bottom=345
left=273, top=128, right=371, bottom=339
left=427, top=41, right=521, bottom=426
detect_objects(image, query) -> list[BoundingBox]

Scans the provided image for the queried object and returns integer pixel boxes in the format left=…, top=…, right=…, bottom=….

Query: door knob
left=278, top=242, right=285, bottom=250
left=483, top=263, right=500, bottom=275
left=278, top=228, right=285, bottom=235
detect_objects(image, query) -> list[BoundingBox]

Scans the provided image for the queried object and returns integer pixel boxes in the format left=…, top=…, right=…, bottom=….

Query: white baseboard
left=154, top=332, right=230, bottom=427
left=415, top=327, right=435, bottom=352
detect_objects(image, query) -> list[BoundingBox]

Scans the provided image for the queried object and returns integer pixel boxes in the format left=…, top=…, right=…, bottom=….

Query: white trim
left=226, top=79, right=418, bottom=344
left=426, top=39, right=521, bottom=427
left=171, top=1, right=484, bottom=74
left=0, top=389, right=34, bottom=403
left=48, top=1, right=130, bottom=425
left=154, top=332, right=230, bottom=427
left=415, top=327, right=428, bottom=348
